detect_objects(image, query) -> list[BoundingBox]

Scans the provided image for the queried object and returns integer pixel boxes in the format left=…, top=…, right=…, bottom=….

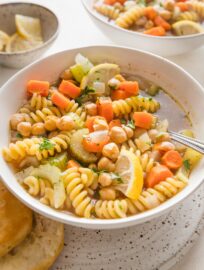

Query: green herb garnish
left=121, top=119, right=126, bottom=124
left=183, top=159, right=190, bottom=171
left=127, top=120, right=135, bottom=130
left=92, top=168, right=108, bottom=175
left=16, top=132, right=23, bottom=139
left=137, top=0, right=146, bottom=5
left=39, top=138, right=55, bottom=151
left=75, top=86, right=95, bottom=105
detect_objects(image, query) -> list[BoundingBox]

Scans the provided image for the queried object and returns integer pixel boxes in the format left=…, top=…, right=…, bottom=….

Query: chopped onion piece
left=93, top=81, right=105, bottom=95
left=89, top=130, right=109, bottom=144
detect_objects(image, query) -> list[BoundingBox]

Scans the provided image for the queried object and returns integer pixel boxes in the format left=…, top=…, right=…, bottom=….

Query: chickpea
left=99, top=188, right=116, bottom=200
left=44, top=116, right=58, bottom=131
left=110, top=126, right=127, bottom=144
left=144, top=20, right=154, bottom=30
left=85, top=103, right=97, bottom=116
left=88, top=163, right=97, bottom=170
left=10, top=113, right=25, bottom=130
left=149, top=150, right=161, bottom=162
left=17, top=122, right=32, bottom=137
left=93, top=118, right=109, bottom=131
left=32, top=123, right=46, bottom=136
left=164, top=0, right=175, bottom=11
left=60, top=69, right=73, bottom=80
left=160, top=10, right=172, bottom=21
left=156, top=141, right=175, bottom=151
left=98, top=172, right=113, bottom=187
left=122, top=125, right=134, bottom=139
left=56, top=116, right=75, bottom=131
left=148, top=129, right=159, bottom=143
left=98, top=157, right=115, bottom=172
left=136, top=16, right=147, bottom=26
left=102, top=143, right=119, bottom=160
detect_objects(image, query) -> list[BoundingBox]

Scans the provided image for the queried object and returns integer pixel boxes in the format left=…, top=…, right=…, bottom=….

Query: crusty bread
left=0, top=214, right=64, bottom=270
left=0, top=181, right=33, bottom=257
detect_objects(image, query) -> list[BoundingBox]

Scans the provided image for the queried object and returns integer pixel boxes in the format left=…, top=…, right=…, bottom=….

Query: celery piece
left=70, top=64, right=85, bottom=83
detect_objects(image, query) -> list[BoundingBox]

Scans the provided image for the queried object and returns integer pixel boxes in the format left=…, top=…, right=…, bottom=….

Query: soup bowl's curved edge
left=0, top=45, right=204, bottom=229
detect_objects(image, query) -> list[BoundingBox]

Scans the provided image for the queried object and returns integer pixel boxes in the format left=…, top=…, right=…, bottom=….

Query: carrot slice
left=83, top=131, right=110, bottom=153
left=175, top=2, right=189, bottom=11
left=109, top=119, right=122, bottom=130
left=67, top=160, right=80, bottom=169
left=119, top=81, right=139, bottom=95
left=154, top=16, right=171, bottom=30
left=51, top=91, right=70, bottom=109
left=133, top=112, right=153, bottom=129
left=162, top=150, right=183, bottom=169
left=59, top=80, right=81, bottom=98
left=144, top=26, right=166, bottom=36
left=97, top=97, right=113, bottom=122
left=145, top=7, right=158, bottom=20
left=85, top=116, right=106, bottom=132
left=104, top=0, right=125, bottom=5
left=145, top=165, right=173, bottom=188
left=27, top=80, right=50, bottom=97
left=111, top=90, right=131, bottom=100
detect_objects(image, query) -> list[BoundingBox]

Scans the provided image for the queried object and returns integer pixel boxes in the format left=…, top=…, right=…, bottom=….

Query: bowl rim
left=81, top=0, right=204, bottom=41
left=0, top=45, right=204, bottom=229
left=0, top=1, right=60, bottom=56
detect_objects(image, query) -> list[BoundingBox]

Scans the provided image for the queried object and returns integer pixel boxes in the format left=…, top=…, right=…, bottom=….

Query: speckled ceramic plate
left=52, top=183, right=204, bottom=270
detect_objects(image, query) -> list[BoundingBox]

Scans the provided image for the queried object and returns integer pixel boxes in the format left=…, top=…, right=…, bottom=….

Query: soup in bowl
left=0, top=46, right=203, bottom=229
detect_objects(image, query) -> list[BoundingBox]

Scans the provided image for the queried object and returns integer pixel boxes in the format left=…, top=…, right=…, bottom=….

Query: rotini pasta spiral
left=23, top=176, right=52, bottom=196
left=126, top=177, right=187, bottom=214
left=23, top=107, right=61, bottom=123
left=115, top=6, right=145, bottom=29
left=94, top=199, right=128, bottom=219
left=136, top=150, right=155, bottom=173
left=40, top=187, right=55, bottom=208
left=112, top=96, right=160, bottom=116
left=2, top=137, right=42, bottom=162
left=78, top=167, right=98, bottom=187
left=62, top=168, right=94, bottom=217
left=60, top=99, right=87, bottom=121
left=94, top=4, right=120, bottom=19
left=190, top=1, right=204, bottom=18
left=34, top=132, right=71, bottom=160
left=177, top=11, right=199, bottom=22
left=30, top=93, right=52, bottom=110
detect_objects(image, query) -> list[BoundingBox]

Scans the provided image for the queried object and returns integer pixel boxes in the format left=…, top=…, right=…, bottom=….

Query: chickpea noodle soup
left=2, top=54, right=202, bottom=219
left=93, top=0, right=204, bottom=36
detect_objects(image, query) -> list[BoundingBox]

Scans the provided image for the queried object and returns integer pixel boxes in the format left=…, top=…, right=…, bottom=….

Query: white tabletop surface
left=0, top=0, right=203, bottom=269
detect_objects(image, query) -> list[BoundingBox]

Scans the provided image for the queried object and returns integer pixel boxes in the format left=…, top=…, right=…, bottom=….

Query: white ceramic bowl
left=0, top=45, right=204, bottom=229
left=82, top=0, right=204, bottom=57
left=0, top=2, right=59, bottom=69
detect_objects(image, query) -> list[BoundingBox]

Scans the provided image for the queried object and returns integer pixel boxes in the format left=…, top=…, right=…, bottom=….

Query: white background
left=0, top=0, right=203, bottom=269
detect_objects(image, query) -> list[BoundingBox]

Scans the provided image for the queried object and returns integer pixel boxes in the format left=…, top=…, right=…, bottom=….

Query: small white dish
left=81, top=0, right=204, bottom=57
left=0, top=2, right=59, bottom=69
left=0, top=45, right=204, bottom=229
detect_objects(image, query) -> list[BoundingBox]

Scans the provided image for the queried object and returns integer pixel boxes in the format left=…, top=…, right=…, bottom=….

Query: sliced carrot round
left=85, top=116, right=107, bottom=132
left=51, top=91, right=70, bottom=109
left=83, top=130, right=110, bottom=153
left=67, top=159, right=80, bottom=169
left=59, top=80, right=81, bottom=99
left=111, top=90, right=130, bottom=100
left=97, top=97, right=113, bottom=122
left=27, top=80, right=50, bottom=97
left=133, top=112, right=153, bottom=129
left=118, top=81, right=139, bottom=95
left=145, top=164, right=173, bottom=188
left=161, top=150, right=183, bottom=169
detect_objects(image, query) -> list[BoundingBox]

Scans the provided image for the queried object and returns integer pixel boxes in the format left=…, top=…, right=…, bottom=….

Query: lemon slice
left=6, top=33, right=43, bottom=53
left=172, top=20, right=204, bottom=36
left=114, top=149, right=144, bottom=200
left=0, top=30, right=9, bottom=51
left=15, top=14, right=43, bottom=41
left=80, top=63, right=120, bottom=94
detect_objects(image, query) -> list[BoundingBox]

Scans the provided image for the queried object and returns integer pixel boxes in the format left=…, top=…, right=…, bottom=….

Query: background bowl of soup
left=81, top=0, right=204, bottom=57
left=0, top=45, right=204, bottom=229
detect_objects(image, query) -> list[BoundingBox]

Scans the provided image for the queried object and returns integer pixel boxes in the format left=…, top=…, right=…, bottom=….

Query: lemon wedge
left=6, top=33, right=43, bottom=53
left=0, top=30, right=10, bottom=51
left=114, top=149, right=144, bottom=200
left=15, top=14, right=43, bottom=41
left=80, top=63, right=120, bottom=94
left=172, top=20, right=204, bottom=36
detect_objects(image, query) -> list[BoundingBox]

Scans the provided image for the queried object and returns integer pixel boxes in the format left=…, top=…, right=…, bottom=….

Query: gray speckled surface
left=52, top=184, right=204, bottom=270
